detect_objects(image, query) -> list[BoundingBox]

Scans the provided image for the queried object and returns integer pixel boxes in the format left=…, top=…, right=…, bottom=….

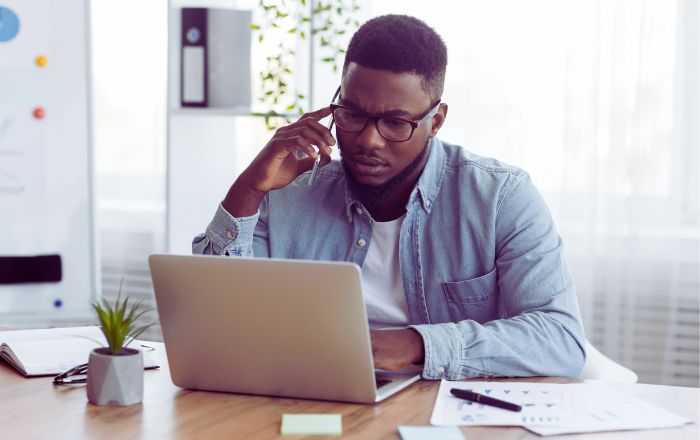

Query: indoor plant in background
left=250, top=0, right=361, bottom=129
left=86, top=289, right=154, bottom=406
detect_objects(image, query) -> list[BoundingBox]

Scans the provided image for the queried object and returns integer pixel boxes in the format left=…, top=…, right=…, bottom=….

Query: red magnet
left=33, top=107, right=45, bottom=119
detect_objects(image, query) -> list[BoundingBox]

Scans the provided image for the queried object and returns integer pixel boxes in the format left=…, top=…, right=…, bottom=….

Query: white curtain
left=368, top=0, right=699, bottom=385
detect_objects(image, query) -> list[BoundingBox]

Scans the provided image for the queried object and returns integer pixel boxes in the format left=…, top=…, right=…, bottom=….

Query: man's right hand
left=222, top=107, right=336, bottom=218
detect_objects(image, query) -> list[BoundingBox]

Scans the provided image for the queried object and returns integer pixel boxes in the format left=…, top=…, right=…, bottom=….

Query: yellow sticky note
left=281, top=414, right=342, bottom=436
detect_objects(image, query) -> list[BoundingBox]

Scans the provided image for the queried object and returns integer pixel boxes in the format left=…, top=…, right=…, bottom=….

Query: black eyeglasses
left=329, top=86, right=441, bottom=142
left=52, top=344, right=156, bottom=385
left=53, top=362, right=88, bottom=385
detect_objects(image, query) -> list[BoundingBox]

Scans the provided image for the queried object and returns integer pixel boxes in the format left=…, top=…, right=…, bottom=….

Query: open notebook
left=0, top=326, right=158, bottom=377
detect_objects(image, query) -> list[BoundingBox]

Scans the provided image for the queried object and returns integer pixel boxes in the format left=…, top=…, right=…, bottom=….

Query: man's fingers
left=318, top=153, right=332, bottom=167
left=286, top=126, right=331, bottom=154
left=301, top=106, right=333, bottom=121
left=297, top=155, right=317, bottom=174
left=270, top=135, right=317, bottom=161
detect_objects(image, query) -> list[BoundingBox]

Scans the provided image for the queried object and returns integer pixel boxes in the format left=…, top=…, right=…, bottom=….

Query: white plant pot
left=86, top=347, right=144, bottom=406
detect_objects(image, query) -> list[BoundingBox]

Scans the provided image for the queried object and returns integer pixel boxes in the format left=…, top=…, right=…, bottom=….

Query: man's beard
left=339, top=138, right=430, bottom=213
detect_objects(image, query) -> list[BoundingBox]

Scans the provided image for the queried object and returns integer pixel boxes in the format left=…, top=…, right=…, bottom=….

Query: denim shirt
left=193, top=138, right=586, bottom=380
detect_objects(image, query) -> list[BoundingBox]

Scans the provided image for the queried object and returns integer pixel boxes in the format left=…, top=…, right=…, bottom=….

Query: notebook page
left=0, top=326, right=105, bottom=344
left=0, top=326, right=158, bottom=376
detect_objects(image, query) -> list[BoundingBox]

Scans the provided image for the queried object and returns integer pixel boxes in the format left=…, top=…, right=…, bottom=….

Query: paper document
left=431, top=380, right=690, bottom=436
left=431, top=380, right=574, bottom=427
left=0, top=326, right=158, bottom=376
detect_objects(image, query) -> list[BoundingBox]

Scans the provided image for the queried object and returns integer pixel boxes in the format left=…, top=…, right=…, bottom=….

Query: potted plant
left=86, top=289, right=153, bottom=406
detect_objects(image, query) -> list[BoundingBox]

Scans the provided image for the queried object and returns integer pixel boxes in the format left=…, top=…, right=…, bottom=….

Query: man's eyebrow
left=339, top=96, right=412, bottom=117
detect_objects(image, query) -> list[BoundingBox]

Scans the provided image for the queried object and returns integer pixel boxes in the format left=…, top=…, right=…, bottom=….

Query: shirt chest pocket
left=441, top=267, right=499, bottom=324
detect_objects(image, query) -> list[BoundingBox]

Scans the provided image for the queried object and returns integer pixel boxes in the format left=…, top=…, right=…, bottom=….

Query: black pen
left=450, top=388, right=522, bottom=412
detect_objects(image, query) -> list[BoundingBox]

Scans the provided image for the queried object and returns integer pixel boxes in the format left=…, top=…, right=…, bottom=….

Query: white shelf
left=170, top=107, right=298, bottom=118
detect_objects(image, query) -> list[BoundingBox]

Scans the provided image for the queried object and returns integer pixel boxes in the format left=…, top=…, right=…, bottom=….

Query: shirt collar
left=343, top=137, right=446, bottom=222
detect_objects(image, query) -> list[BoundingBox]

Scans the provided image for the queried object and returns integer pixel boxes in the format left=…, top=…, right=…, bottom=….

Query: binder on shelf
left=180, top=7, right=252, bottom=109
left=181, top=8, right=207, bottom=107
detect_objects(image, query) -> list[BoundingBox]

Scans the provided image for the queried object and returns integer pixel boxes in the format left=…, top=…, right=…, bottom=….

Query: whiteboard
left=0, top=0, right=96, bottom=321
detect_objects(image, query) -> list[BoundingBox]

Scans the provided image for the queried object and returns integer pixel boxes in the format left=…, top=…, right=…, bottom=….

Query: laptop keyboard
left=375, top=376, right=392, bottom=389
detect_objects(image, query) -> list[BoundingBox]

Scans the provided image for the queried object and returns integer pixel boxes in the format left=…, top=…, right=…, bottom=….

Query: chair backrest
left=579, top=340, right=638, bottom=382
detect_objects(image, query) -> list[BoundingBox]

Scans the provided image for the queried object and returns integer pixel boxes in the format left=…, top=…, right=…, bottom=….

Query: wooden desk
left=1, top=342, right=697, bottom=439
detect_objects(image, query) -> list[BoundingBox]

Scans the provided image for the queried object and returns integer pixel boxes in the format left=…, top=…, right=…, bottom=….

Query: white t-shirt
left=361, top=214, right=410, bottom=329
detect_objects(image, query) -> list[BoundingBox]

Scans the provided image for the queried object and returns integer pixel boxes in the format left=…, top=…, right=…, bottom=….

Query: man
left=194, top=15, right=586, bottom=380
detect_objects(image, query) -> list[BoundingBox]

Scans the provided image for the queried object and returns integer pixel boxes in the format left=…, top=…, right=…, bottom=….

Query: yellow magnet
left=35, top=55, right=48, bottom=67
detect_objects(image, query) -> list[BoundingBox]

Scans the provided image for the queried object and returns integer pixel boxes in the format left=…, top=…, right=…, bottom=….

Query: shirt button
left=357, top=239, right=366, bottom=247
left=226, top=230, right=234, bottom=239
left=356, top=207, right=363, bottom=215
left=437, top=366, right=445, bottom=374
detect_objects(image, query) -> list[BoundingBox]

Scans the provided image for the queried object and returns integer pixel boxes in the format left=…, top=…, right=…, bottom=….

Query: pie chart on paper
left=0, top=6, right=20, bottom=42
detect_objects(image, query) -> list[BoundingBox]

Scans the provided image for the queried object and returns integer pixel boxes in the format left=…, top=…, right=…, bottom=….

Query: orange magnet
left=33, top=107, right=45, bottom=119
left=35, top=55, right=48, bottom=67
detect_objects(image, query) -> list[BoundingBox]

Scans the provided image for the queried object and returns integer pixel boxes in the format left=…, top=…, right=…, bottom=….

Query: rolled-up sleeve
left=192, top=203, right=260, bottom=256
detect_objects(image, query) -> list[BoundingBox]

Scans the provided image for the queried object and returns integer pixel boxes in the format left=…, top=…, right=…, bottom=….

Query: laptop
left=148, top=253, right=421, bottom=403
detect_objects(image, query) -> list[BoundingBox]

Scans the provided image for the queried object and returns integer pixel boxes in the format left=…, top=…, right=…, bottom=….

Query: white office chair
left=579, top=339, right=638, bottom=382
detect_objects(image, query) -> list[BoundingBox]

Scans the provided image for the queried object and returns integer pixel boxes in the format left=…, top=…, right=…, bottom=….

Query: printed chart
left=431, top=380, right=575, bottom=427
left=430, top=380, right=690, bottom=435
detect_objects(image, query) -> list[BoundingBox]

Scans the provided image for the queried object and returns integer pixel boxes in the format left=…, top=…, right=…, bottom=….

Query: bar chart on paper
left=431, top=380, right=574, bottom=427
left=431, top=380, right=691, bottom=436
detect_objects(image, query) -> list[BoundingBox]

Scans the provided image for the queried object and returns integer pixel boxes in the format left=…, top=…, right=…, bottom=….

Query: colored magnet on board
left=0, top=6, right=21, bottom=42
left=33, top=107, right=45, bottom=119
left=35, top=55, right=48, bottom=67
left=53, top=299, right=63, bottom=308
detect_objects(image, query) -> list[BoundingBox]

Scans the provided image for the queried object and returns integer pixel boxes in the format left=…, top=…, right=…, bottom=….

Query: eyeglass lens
left=333, top=107, right=414, bottom=142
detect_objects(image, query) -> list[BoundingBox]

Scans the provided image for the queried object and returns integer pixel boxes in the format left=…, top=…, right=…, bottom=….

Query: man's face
left=336, top=63, right=443, bottom=188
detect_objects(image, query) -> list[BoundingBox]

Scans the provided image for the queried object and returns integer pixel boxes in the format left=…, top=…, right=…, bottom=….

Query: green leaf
left=321, top=57, right=335, bottom=62
left=288, top=27, right=296, bottom=33
left=248, top=23, right=261, bottom=30
left=300, top=31, right=306, bottom=40
left=258, top=34, right=263, bottom=43
left=298, top=94, right=305, bottom=99
left=286, top=103, right=296, bottom=111
left=91, top=278, right=154, bottom=354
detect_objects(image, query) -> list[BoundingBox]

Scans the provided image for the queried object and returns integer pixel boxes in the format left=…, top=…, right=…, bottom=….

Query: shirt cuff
left=206, top=203, right=259, bottom=255
left=409, top=323, right=464, bottom=380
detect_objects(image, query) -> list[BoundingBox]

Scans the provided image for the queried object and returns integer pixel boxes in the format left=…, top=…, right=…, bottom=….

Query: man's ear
left=430, top=103, right=448, bottom=137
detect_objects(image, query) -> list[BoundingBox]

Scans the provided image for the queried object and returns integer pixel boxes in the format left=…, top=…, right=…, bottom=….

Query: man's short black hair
left=343, top=14, right=447, bottom=101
